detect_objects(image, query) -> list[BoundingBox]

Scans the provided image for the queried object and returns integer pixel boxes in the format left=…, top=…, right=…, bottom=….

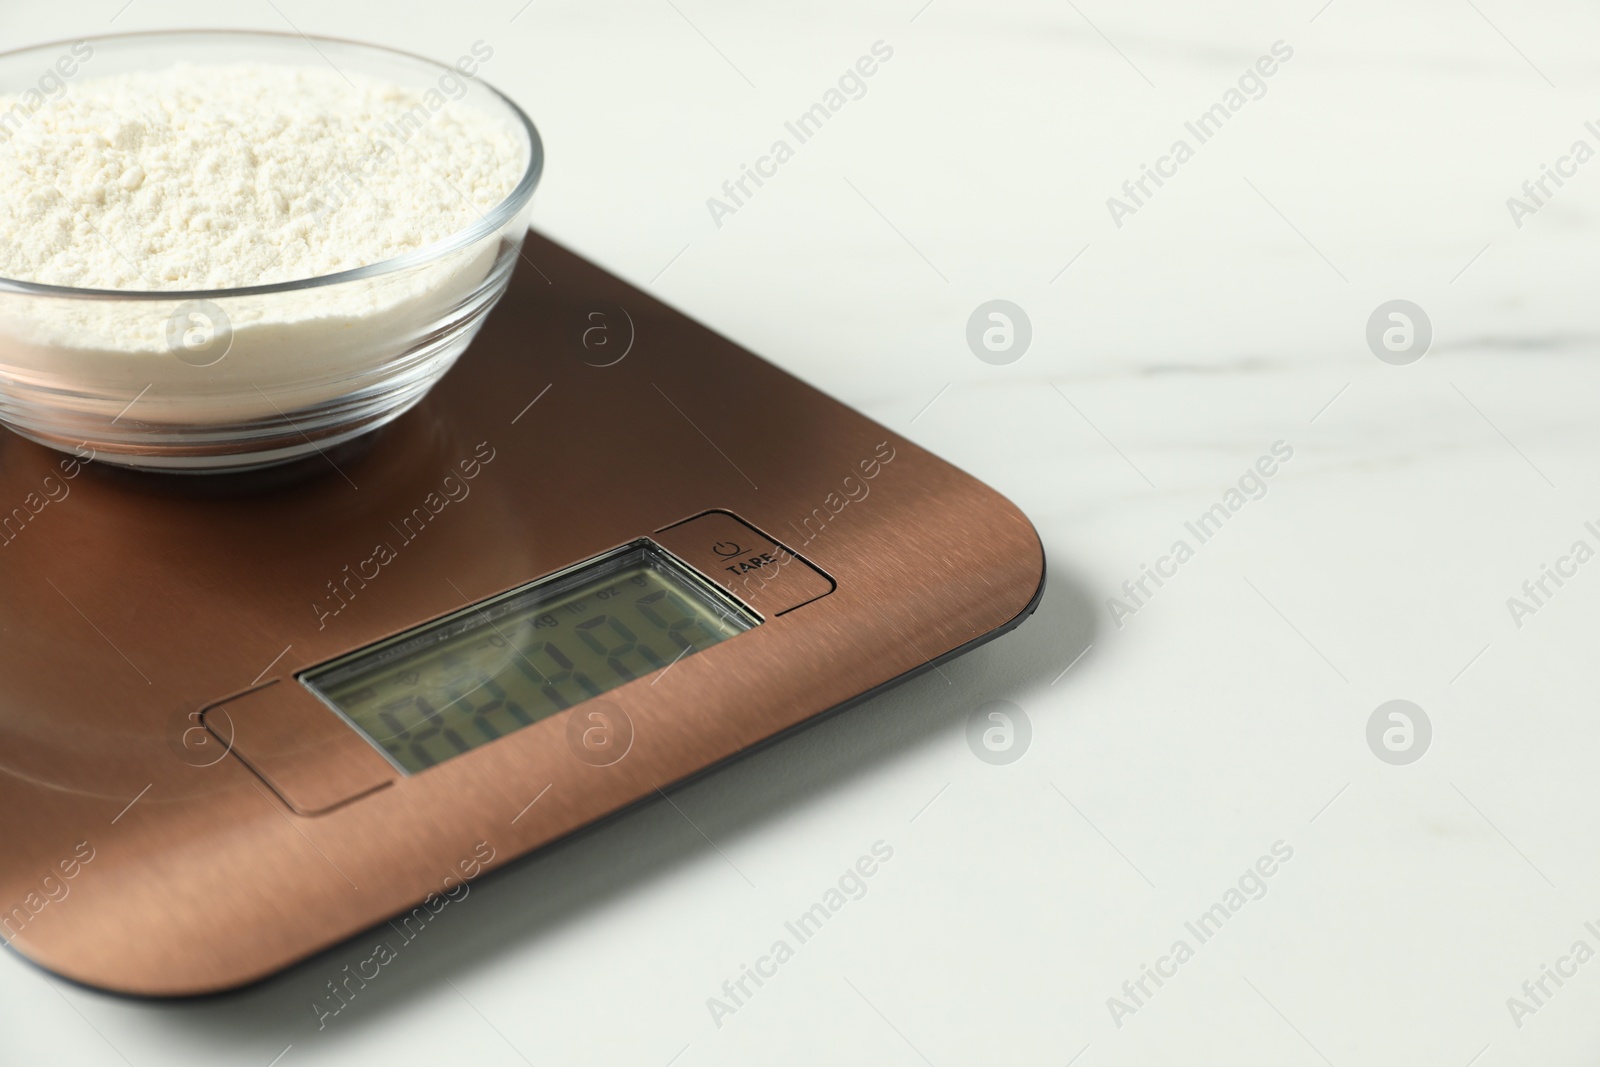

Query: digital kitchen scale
left=0, top=231, right=1045, bottom=996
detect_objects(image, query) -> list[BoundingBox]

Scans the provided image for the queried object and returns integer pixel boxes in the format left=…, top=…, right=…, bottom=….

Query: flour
left=0, top=61, right=530, bottom=427
left=0, top=62, right=521, bottom=291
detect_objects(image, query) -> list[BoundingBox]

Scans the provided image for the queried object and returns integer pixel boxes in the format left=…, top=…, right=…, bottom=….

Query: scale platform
left=0, top=231, right=1045, bottom=996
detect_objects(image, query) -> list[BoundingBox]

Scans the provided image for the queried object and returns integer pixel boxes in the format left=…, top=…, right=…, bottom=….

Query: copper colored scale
left=0, top=231, right=1044, bottom=995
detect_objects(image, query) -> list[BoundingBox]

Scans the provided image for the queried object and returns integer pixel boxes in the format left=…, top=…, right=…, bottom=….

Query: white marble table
left=5, top=0, right=1600, bottom=1063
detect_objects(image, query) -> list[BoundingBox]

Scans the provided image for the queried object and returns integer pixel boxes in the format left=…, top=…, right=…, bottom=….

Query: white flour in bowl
left=0, top=62, right=527, bottom=423
left=0, top=62, right=521, bottom=290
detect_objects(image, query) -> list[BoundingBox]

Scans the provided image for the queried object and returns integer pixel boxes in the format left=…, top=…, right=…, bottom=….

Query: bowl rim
left=0, top=28, right=543, bottom=301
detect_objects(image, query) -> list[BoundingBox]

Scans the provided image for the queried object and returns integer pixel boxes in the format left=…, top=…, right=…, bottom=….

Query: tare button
left=652, top=510, right=834, bottom=619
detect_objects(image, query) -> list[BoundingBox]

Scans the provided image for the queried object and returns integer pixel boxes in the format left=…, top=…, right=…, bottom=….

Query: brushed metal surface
left=0, top=230, right=1045, bottom=996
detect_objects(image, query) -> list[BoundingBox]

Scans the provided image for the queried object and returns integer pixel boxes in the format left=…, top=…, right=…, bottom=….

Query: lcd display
left=301, top=542, right=756, bottom=773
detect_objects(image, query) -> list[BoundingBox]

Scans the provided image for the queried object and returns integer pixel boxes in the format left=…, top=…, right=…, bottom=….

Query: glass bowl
left=0, top=31, right=542, bottom=472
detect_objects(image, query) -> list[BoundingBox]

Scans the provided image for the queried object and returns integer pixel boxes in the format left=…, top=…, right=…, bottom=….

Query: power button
left=652, top=510, right=834, bottom=619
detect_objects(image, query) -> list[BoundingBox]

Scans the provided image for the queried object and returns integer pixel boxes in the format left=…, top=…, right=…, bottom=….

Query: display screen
left=301, top=542, right=756, bottom=774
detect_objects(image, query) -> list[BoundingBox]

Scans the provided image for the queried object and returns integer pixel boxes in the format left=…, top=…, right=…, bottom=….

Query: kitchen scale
left=0, top=231, right=1045, bottom=996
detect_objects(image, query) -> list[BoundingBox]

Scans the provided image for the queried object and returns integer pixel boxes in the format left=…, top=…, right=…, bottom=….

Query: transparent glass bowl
left=0, top=31, right=542, bottom=472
